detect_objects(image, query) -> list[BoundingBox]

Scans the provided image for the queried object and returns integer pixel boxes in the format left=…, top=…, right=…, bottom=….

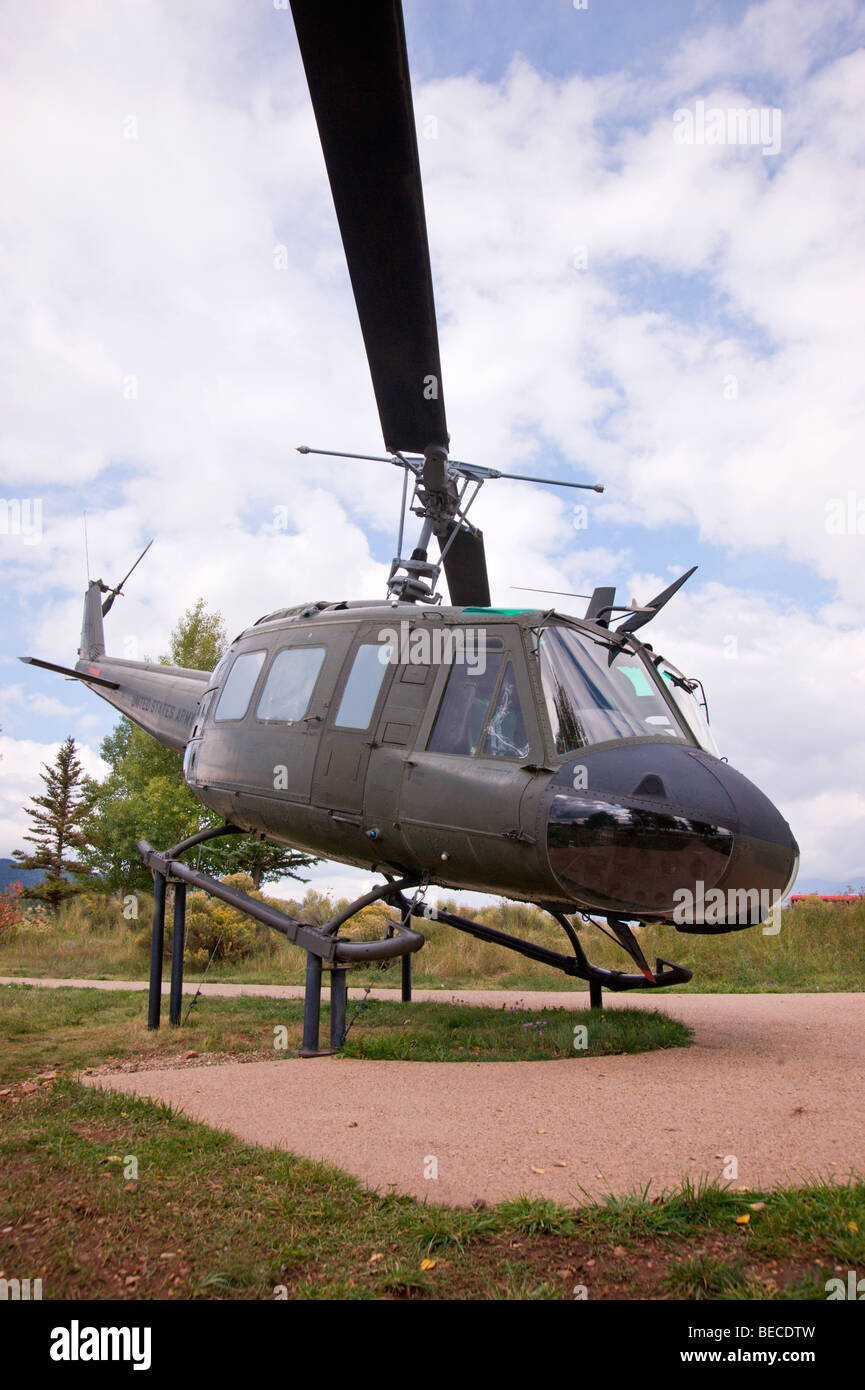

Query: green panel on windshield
left=619, top=664, right=654, bottom=697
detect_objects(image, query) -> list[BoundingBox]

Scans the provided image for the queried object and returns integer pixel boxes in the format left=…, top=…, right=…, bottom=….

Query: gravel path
left=66, top=987, right=865, bottom=1207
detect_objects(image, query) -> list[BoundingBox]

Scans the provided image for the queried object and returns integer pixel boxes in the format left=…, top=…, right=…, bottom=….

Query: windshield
left=657, top=661, right=720, bottom=757
left=538, top=626, right=689, bottom=753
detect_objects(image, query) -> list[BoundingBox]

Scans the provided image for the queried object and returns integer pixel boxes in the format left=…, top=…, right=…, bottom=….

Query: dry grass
left=0, top=890, right=862, bottom=995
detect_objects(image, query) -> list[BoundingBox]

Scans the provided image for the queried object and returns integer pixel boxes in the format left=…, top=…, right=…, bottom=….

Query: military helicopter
left=22, top=1, right=798, bottom=1050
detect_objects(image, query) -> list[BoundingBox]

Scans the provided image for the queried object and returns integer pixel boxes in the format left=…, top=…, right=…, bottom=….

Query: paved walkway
left=31, top=978, right=858, bottom=1207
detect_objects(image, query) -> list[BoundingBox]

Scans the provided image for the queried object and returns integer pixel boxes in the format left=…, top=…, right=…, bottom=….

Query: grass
left=341, top=998, right=689, bottom=1060
left=0, top=984, right=689, bottom=1083
left=1, top=892, right=863, bottom=995
left=1, top=1081, right=862, bottom=1300
left=1, top=979, right=861, bottom=1301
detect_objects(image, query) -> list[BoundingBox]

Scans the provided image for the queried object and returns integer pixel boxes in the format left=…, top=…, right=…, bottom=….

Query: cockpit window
left=481, top=662, right=530, bottom=759
left=658, top=662, right=720, bottom=757
left=428, top=655, right=530, bottom=759
left=428, top=654, right=503, bottom=756
left=214, top=650, right=266, bottom=722
left=539, top=627, right=688, bottom=753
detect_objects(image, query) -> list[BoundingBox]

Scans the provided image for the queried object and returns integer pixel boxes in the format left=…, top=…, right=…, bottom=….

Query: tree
left=162, top=598, right=227, bottom=673
left=203, top=835, right=315, bottom=892
left=79, top=600, right=319, bottom=894
left=13, top=737, right=93, bottom=910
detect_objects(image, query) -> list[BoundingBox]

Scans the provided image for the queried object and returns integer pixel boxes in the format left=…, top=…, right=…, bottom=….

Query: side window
left=481, top=662, right=529, bottom=759
left=257, top=646, right=326, bottom=721
left=428, top=655, right=503, bottom=756
left=214, top=650, right=266, bottom=721
left=334, top=642, right=393, bottom=729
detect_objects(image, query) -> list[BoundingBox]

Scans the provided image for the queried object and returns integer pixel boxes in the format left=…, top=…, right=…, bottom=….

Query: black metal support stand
left=301, top=953, right=323, bottom=1056
left=330, top=968, right=348, bottom=1050
left=140, top=840, right=422, bottom=1045
left=589, top=977, right=603, bottom=1011
left=401, top=951, right=412, bottom=1002
left=147, top=872, right=166, bottom=1031
left=169, top=881, right=187, bottom=1026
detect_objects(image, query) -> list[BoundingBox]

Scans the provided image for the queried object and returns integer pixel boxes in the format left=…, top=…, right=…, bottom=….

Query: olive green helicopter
left=23, top=1, right=798, bottom=1052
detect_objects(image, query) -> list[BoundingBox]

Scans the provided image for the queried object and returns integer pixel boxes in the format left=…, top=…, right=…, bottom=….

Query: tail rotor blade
left=101, top=539, right=154, bottom=616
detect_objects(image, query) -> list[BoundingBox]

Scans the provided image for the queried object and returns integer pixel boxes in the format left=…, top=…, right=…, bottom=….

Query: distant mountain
left=793, top=874, right=865, bottom=895
left=0, top=858, right=45, bottom=890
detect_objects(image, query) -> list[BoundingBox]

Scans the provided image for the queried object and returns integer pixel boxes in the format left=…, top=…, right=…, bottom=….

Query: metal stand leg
left=147, top=872, right=167, bottom=1030
left=169, top=881, right=187, bottom=1027
left=401, top=951, right=412, bottom=1003
left=301, top=953, right=322, bottom=1056
left=589, top=977, right=603, bottom=1011
left=330, top=968, right=347, bottom=1050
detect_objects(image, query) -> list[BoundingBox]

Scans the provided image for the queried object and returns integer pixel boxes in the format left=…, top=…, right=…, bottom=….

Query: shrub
left=0, top=881, right=24, bottom=938
left=135, top=873, right=294, bottom=969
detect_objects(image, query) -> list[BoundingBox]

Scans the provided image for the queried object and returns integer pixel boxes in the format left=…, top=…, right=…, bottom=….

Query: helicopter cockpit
left=537, top=625, right=719, bottom=757
left=428, top=650, right=530, bottom=759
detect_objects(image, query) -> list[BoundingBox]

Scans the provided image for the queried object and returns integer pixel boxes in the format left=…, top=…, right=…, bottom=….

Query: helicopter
left=22, top=1, right=798, bottom=1050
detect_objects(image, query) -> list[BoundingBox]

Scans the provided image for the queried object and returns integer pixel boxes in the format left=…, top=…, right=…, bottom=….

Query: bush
left=0, top=882, right=24, bottom=938
left=135, top=873, right=294, bottom=970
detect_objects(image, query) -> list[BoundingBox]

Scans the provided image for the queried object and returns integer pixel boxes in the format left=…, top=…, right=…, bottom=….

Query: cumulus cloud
left=1, top=0, right=863, bottom=885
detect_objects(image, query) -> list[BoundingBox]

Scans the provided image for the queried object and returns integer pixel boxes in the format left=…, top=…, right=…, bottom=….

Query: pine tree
left=205, top=835, right=314, bottom=891
left=13, top=737, right=92, bottom=910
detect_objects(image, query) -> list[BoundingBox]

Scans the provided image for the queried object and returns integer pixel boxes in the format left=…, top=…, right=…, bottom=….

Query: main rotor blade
left=438, top=524, right=491, bottom=607
left=290, top=1, right=448, bottom=456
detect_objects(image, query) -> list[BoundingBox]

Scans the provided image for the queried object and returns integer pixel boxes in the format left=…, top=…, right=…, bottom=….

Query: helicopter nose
left=546, top=743, right=798, bottom=924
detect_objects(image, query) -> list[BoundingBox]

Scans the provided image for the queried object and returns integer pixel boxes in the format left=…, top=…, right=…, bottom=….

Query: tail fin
left=23, top=576, right=212, bottom=753
left=79, top=579, right=107, bottom=662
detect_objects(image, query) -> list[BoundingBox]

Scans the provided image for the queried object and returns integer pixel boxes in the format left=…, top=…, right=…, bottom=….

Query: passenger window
left=214, top=650, right=266, bottom=721
left=481, top=662, right=529, bottom=759
left=334, top=642, right=393, bottom=729
left=257, top=646, right=326, bottom=721
left=428, top=655, right=503, bottom=755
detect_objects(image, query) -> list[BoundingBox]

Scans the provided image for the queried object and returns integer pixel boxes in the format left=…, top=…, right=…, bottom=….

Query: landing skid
left=139, top=826, right=690, bottom=1056
left=406, top=898, right=692, bottom=1006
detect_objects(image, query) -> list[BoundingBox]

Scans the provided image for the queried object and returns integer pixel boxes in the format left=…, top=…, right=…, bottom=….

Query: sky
left=1, top=0, right=864, bottom=903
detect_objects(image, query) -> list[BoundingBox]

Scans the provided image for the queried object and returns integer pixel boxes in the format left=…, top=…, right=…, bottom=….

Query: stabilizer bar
left=138, top=841, right=425, bottom=963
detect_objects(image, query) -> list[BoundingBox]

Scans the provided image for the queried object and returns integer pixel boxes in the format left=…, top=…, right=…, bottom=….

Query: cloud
left=0, top=684, right=83, bottom=723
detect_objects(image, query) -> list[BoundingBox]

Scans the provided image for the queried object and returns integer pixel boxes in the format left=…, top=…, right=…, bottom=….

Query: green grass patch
left=0, top=984, right=689, bottom=1083
left=340, top=999, right=689, bottom=1061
